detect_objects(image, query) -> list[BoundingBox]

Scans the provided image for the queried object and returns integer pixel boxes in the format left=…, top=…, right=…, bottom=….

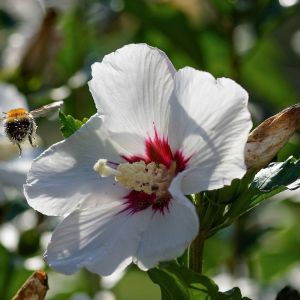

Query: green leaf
left=242, top=156, right=300, bottom=212
left=223, top=288, right=251, bottom=300
left=227, top=157, right=300, bottom=221
left=59, top=111, right=86, bottom=138
left=148, top=262, right=250, bottom=300
left=251, top=156, right=300, bottom=192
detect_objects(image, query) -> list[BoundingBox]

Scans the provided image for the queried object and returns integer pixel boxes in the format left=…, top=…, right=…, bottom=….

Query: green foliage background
left=1, top=0, right=300, bottom=299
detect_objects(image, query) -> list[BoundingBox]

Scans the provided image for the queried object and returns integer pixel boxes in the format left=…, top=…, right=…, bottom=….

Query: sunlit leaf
left=251, top=156, right=300, bottom=192
left=227, top=156, right=300, bottom=224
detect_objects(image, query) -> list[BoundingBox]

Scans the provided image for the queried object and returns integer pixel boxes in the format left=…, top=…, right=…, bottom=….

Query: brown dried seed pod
left=12, top=270, right=48, bottom=300
left=245, top=103, right=300, bottom=169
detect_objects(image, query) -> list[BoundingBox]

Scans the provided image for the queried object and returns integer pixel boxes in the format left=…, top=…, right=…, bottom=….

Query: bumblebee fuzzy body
left=4, top=108, right=36, bottom=153
left=1, top=101, right=63, bottom=156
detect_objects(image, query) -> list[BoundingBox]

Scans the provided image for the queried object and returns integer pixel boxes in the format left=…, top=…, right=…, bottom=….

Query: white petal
left=135, top=173, right=199, bottom=270
left=45, top=196, right=152, bottom=276
left=0, top=83, right=28, bottom=136
left=168, top=67, right=252, bottom=193
left=46, top=174, right=199, bottom=276
left=24, top=115, right=122, bottom=216
left=88, top=43, right=176, bottom=156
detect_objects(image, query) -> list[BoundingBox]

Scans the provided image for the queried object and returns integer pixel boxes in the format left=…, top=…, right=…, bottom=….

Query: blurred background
left=0, top=0, right=300, bottom=299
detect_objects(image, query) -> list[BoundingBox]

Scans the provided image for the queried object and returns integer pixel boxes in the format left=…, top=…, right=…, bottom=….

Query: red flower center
left=122, top=128, right=190, bottom=214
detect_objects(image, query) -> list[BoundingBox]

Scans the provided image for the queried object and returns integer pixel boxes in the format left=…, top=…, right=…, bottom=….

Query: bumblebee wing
left=0, top=117, right=5, bottom=123
left=30, top=101, right=63, bottom=118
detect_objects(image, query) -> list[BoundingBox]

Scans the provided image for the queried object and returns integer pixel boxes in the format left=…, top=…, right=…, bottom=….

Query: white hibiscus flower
left=24, top=44, right=252, bottom=276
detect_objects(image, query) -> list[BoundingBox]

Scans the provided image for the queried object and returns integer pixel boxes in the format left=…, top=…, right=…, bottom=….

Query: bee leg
left=16, top=143, right=22, bottom=157
left=28, top=134, right=36, bottom=148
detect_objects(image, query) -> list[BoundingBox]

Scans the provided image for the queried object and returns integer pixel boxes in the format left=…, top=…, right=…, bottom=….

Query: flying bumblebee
left=0, top=101, right=63, bottom=156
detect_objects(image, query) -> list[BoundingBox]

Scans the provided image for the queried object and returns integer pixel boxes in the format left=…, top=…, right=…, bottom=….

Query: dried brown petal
left=12, top=271, right=48, bottom=300
left=245, top=104, right=300, bottom=169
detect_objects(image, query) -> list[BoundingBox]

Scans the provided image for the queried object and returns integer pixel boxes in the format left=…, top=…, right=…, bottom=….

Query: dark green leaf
left=227, top=156, right=300, bottom=220
left=59, top=111, right=86, bottom=138
left=227, top=157, right=300, bottom=221
left=223, top=287, right=251, bottom=300
left=251, top=156, right=300, bottom=192
left=148, top=262, right=250, bottom=300
left=177, top=248, right=190, bottom=268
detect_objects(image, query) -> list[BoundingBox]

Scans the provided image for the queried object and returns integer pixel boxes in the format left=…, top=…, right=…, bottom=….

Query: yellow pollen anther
left=94, top=159, right=177, bottom=196
left=116, top=161, right=169, bottom=196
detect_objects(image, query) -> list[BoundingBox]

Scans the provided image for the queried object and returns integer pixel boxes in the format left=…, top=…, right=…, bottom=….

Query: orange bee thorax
left=6, top=108, right=29, bottom=121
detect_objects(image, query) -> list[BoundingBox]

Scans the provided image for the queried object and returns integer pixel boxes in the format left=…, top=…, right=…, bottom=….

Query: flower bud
left=245, top=104, right=300, bottom=169
left=12, top=271, right=48, bottom=300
